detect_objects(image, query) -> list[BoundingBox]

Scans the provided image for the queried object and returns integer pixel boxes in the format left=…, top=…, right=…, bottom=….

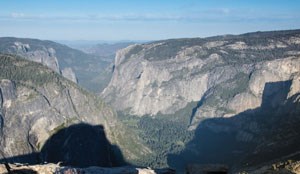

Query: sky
left=0, top=0, right=300, bottom=41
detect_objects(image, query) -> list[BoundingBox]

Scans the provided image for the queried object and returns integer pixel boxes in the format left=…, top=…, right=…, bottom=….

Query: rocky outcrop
left=61, top=67, right=77, bottom=83
left=12, top=42, right=61, bottom=73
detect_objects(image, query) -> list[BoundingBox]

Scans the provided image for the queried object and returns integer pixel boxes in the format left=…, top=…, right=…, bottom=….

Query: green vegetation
left=212, top=73, right=249, bottom=102
left=118, top=102, right=197, bottom=167
left=144, top=38, right=205, bottom=61
left=136, top=116, right=193, bottom=167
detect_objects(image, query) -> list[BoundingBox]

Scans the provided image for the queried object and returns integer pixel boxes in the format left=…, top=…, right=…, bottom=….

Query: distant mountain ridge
left=70, top=42, right=136, bottom=58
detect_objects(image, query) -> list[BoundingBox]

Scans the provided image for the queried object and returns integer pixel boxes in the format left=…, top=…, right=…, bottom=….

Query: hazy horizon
left=1, top=0, right=300, bottom=41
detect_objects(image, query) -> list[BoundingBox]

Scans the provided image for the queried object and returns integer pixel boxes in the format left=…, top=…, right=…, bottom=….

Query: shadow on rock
left=168, top=80, right=300, bottom=172
left=40, top=123, right=126, bottom=167
left=0, top=123, right=126, bottom=168
left=6, top=169, right=37, bottom=174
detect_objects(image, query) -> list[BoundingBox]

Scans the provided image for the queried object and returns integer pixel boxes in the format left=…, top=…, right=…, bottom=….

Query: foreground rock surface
left=0, top=163, right=175, bottom=174
left=186, top=160, right=300, bottom=174
left=1, top=161, right=299, bottom=174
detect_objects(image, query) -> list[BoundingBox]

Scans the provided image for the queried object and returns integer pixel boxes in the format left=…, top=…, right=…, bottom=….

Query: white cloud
left=1, top=10, right=299, bottom=23
left=10, top=12, right=25, bottom=18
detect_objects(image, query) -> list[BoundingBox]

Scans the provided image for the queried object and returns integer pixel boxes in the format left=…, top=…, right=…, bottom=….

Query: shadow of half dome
left=40, top=123, right=118, bottom=167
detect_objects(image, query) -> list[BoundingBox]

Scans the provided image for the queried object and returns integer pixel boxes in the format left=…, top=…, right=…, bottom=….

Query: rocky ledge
left=0, top=163, right=175, bottom=174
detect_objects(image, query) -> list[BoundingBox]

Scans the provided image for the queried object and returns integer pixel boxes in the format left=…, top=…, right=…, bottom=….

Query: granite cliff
left=102, top=29, right=300, bottom=170
left=102, top=30, right=300, bottom=126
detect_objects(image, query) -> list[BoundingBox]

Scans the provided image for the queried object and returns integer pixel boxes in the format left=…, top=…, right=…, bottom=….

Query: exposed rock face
left=102, top=44, right=209, bottom=116
left=102, top=30, right=300, bottom=128
left=0, top=54, right=149, bottom=166
left=12, top=42, right=61, bottom=73
left=190, top=57, right=300, bottom=129
left=61, top=67, right=77, bottom=83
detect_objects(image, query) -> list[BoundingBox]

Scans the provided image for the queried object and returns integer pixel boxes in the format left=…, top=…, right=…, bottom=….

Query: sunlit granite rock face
left=61, top=67, right=78, bottom=83
left=102, top=30, right=300, bottom=129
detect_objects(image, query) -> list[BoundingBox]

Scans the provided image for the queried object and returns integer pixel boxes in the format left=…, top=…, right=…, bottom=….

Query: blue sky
left=0, top=0, right=299, bottom=41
